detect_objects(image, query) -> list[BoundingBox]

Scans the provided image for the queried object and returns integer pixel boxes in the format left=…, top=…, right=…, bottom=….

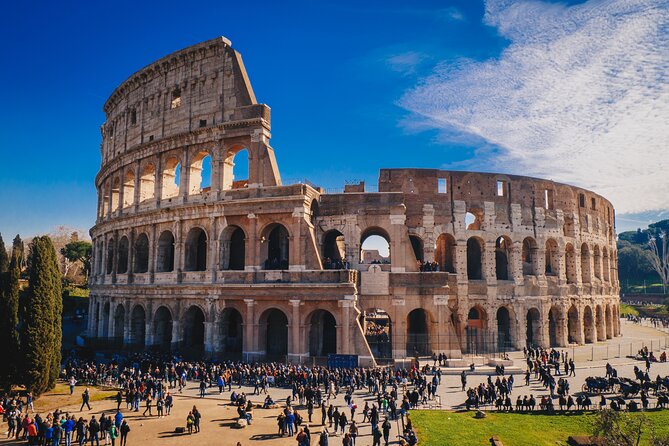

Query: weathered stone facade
left=89, top=37, right=621, bottom=365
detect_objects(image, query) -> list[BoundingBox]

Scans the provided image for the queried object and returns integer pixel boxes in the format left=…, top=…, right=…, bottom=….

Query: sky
left=1, top=0, right=667, bottom=240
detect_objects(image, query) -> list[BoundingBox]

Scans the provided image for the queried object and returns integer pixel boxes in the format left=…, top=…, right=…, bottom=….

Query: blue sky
left=1, top=0, right=667, bottom=240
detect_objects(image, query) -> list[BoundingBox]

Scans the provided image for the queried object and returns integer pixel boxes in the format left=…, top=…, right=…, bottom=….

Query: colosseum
left=88, top=37, right=621, bottom=366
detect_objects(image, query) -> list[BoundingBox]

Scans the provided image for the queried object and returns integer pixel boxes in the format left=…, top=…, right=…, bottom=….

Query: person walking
left=186, top=412, right=195, bottom=434
left=89, top=416, right=100, bottom=446
left=382, top=418, right=391, bottom=446
left=193, top=406, right=201, bottom=433
left=108, top=423, right=118, bottom=446
left=119, top=420, right=130, bottom=446
left=81, top=388, right=92, bottom=411
left=142, top=395, right=153, bottom=417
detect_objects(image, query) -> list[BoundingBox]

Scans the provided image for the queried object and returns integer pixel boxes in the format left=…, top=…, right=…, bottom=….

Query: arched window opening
left=260, top=309, right=288, bottom=359
left=309, top=200, right=320, bottom=225
left=363, top=309, right=392, bottom=362
left=161, top=157, right=181, bottom=199
left=153, top=306, right=173, bottom=351
left=188, top=151, right=212, bottom=195
left=545, top=239, right=559, bottom=276
left=117, top=237, right=129, bottom=274
left=111, top=177, right=120, bottom=212
left=466, top=237, right=483, bottom=280
left=139, top=164, right=156, bottom=202
left=182, top=306, right=205, bottom=358
left=593, top=246, right=602, bottom=280
left=406, top=309, right=430, bottom=356
left=495, top=236, right=511, bottom=280
left=262, top=224, right=289, bottom=270
left=496, top=307, right=512, bottom=352
left=409, top=235, right=424, bottom=264
left=185, top=227, right=208, bottom=272
left=565, top=243, right=577, bottom=284
left=568, top=305, right=580, bottom=344
left=106, top=241, right=114, bottom=275
left=602, top=248, right=610, bottom=282
left=220, top=308, right=243, bottom=358
left=360, top=229, right=390, bottom=264
left=465, top=209, right=483, bottom=230
left=156, top=231, right=175, bottom=272
left=466, top=306, right=487, bottom=354
left=223, top=148, right=249, bottom=190
left=581, top=243, right=592, bottom=283
left=309, top=310, right=337, bottom=356
left=526, top=308, right=542, bottom=347
left=322, top=230, right=345, bottom=269
left=522, top=238, right=537, bottom=275
left=130, top=305, right=146, bottom=348
left=133, top=233, right=149, bottom=273
left=220, top=226, right=245, bottom=270
left=548, top=307, right=558, bottom=347
left=435, top=233, right=456, bottom=273
left=123, top=170, right=135, bottom=208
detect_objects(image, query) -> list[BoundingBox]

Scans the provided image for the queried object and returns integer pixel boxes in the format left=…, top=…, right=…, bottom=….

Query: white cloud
left=400, top=0, right=669, bottom=216
left=386, top=51, right=428, bottom=76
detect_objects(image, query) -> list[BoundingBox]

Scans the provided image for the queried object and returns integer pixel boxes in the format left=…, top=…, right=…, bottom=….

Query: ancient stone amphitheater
left=88, top=37, right=621, bottom=365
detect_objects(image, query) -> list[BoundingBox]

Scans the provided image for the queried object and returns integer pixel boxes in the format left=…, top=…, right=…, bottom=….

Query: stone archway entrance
left=407, top=309, right=430, bottom=357
left=220, top=308, right=243, bottom=358
left=182, top=306, right=206, bottom=358
left=153, top=306, right=173, bottom=351
left=308, top=310, right=337, bottom=356
left=496, top=307, right=512, bottom=352
left=260, top=309, right=288, bottom=359
left=526, top=308, right=542, bottom=347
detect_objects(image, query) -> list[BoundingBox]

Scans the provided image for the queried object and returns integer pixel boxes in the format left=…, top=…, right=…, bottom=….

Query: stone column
left=455, top=244, right=468, bottom=283
left=289, top=299, right=302, bottom=361
left=133, top=161, right=141, bottom=212
left=341, top=298, right=353, bottom=354
left=246, top=214, right=258, bottom=270
left=389, top=213, right=407, bottom=272
left=149, top=224, right=156, bottom=283
left=145, top=301, right=154, bottom=347
left=484, top=241, right=496, bottom=284
left=154, top=156, right=163, bottom=207
left=511, top=242, right=524, bottom=285
left=171, top=319, right=181, bottom=351
left=244, top=299, right=256, bottom=358
left=180, top=146, right=190, bottom=201
left=123, top=299, right=131, bottom=345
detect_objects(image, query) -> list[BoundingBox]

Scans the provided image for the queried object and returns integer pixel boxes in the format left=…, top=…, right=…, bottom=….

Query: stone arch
left=363, top=308, right=392, bottom=361
left=220, top=307, right=243, bottom=358
left=545, top=238, right=560, bottom=276
left=568, top=304, right=581, bottom=344
left=309, top=199, right=320, bottom=225
left=219, top=225, right=245, bottom=270
left=117, top=236, right=129, bottom=274
left=595, top=305, right=605, bottom=341
left=409, top=234, right=424, bottom=263
left=156, top=230, right=175, bottom=272
left=188, top=150, right=212, bottom=195
left=106, top=240, right=114, bottom=275
left=548, top=306, right=561, bottom=347
left=133, top=233, right=149, bottom=273
left=139, top=163, right=156, bottom=202
left=406, top=308, right=431, bottom=356
left=258, top=308, right=289, bottom=358
left=565, top=243, right=577, bottom=284
left=593, top=245, right=602, bottom=280
left=322, top=230, right=345, bottom=268
left=581, top=243, right=592, bottom=283
left=185, top=227, right=208, bottom=271
left=113, top=304, right=125, bottom=346
left=182, top=305, right=206, bottom=357
left=222, top=146, right=250, bottom=190
left=521, top=237, right=538, bottom=275
left=602, top=248, right=610, bottom=282
left=161, top=156, right=181, bottom=199
left=261, top=223, right=290, bottom=270
left=360, top=227, right=391, bottom=264
left=466, top=237, right=484, bottom=280
left=123, top=169, right=135, bottom=208
left=130, top=305, right=146, bottom=348
left=496, top=306, right=515, bottom=351
left=605, top=304, right=613, bottom=339
left=466, top=305, right=488, bottom=354
left=435, top=233, right=456, bottom=273
left=465, top=207, right=484, bottom=230
left=583, top=305, right=595, bottom=344
left=526, top=308, right=542, bottom=347
left=307, top=309, right=337, bottom=356
left=495, top=235, right=512, bottom=280
left=153, top=306, right=173, bottom=351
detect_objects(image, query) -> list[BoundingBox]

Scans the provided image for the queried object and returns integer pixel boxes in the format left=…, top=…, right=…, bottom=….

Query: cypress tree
left=21, top=236, right=62, bottom=395
left=0, top=246, right=21, bottom=389
left=0, top=233, right=8, bottom=274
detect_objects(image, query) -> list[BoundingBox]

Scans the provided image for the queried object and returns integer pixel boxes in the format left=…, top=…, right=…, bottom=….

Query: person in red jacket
left=26, top=420, right=38, bottom=446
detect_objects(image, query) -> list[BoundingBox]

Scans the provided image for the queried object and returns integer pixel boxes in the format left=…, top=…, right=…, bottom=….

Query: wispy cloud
left=385, top=51, right=429, bottom=76
left=400, top=0, right=669, bottom=216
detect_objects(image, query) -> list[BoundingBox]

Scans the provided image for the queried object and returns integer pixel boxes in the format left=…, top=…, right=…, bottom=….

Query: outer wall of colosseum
left=88, top=37, right=621, bottom=366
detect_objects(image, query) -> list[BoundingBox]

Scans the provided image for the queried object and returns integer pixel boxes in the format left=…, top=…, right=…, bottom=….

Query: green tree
left=592, top=410, right=647, bottom=446
left=617, top=242, right=655, bottom=280
left=60, top=240, right=93, bottom=281
left=0, top=233, right=8, bottom=274
left=0, top=243, right=22, bottom=389
left=20, top=236, right=62, bottom=395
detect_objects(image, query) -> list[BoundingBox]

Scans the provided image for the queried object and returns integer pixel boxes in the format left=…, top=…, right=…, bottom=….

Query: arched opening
left=188, top=151, right=212, bottom=195
left=308, top=310, right=337, bottom=356
left=465, top=208, right=483, bottom=230
left=130, top=305, right=146, bottom=348
left=156, top=230, right=175, bottom=272
left=117, top=237, right=129, bottom=274
left=185, top=227, right=208, bottom=272
left=102, top=302, right=110, bottom=339
left=565, top=243, right=577, bottom=284
left=605, top=305, right=613, bottom=339
left=106, top=241, right=114, bottom=275
left=409, top=235, right=424, bottom=263
left=581, top=244, right=592, bottom=283
left=111, top=177, right=120, bottom=213
left=522, top=237, right=537, bottom=275
left=322, top=230, right=345, bottom=269
left=161, top=156, right=181, bottom=199
left=495, top=236, right=511, bottom=280
left=113, top=305, right=125, bottom=347
left=360, top=228, right=391, bottom=264
left=259, top=309, right=288, bottom=359
left=182, top=306, right=206, bottom=357
left=602, top=248, right=610, bottom=282
left=262, top=224, right=289, bottom=270
left=496, top=307, right=512, bottom=352
left=153, top=306, right=173, bottom=351
left=568, top=305, right=580, bottom=344
left=220, top=226, right=245, bottom=270
left=123, top=170, right=135, bottom=208
left=223, top=148, right=249, bottom=190
left=596, top=305, right=605, bottom=341
left=526, top=308, right=542, bottom=347
left=133, top=233, right=149, bottom=273
left=466, top=306, right=487, bottom=354
left=583, top=305, right=595, bottom=343
left=593, top=246, right=602, bottom=280
left=102, top=183, right=110, bottom=217
left=139, top=164, right=156, bottom=202
left=363, top=309, right=392, bottom=362
left=466, top=237, right=484, bottom=280
left=435, top=233, right=456, bottom=273
left=309, top=200, right=320, bottom=225
left=406, top=309, right=430, bottom=356
left=548, top=307, right=559, bottom=347
left=545, top=239, right=559, bottom=276
left=220, top=308, right=243, bottom=358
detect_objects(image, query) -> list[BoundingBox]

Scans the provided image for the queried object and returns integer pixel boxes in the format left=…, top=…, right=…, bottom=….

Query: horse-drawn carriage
left=582, top=376, right=616, bottom=394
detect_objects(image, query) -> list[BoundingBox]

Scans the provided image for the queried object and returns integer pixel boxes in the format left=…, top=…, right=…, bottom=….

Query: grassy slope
left=412, top=410, right=669, bottom=446
left=620, top=303, right=640, bottom=316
